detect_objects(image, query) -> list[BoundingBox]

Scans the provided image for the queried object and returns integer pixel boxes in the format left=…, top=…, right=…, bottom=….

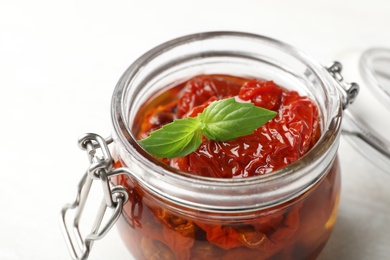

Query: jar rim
left=110, top=31, right=343, bottom=211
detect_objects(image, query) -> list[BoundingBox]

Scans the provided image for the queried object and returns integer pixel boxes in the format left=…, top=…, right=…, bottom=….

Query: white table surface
left=1, top=1, right=390, bottom=259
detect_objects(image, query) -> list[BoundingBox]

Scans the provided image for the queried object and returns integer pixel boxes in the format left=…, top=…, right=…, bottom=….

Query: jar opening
left=111, top=31, right=342, bottom=212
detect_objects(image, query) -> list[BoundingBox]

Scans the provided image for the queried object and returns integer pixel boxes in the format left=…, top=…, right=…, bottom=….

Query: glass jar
left=109, top=32, right=356, bottom=260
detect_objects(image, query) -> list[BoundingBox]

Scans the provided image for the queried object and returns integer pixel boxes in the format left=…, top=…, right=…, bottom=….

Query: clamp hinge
left=327, top=61, right=360, bottom=109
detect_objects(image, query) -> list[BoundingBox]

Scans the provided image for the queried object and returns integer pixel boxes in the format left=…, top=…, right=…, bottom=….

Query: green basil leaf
left=138, top=117, right=202, bottom=159
left=198, top=98, right=277, bottom=141
left=139, top=97, right=277, bottom=158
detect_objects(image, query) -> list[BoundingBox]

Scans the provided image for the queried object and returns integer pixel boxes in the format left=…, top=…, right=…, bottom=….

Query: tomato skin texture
left=139, top=75, right=320, bottom=178
left=177, top=75, right=244, bottom=118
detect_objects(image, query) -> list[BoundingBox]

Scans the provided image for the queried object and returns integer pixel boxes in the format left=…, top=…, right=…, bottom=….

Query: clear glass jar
left=108, top=32, right=349, bottom=260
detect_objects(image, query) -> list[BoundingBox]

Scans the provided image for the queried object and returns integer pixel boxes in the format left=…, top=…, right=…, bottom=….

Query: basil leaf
left=139, top=97, right=277, bottom=158
left=138, top=117, right=202, bottom=159
left=198, top=98, right=277, bottom=141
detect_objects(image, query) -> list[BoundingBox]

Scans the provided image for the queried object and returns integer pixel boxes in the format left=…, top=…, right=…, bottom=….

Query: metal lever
left=60, top=133, right=129, bottom=260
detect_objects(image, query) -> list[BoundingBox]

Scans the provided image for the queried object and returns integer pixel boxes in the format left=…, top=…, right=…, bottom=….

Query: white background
left=1, top=0, right=390, bottom=259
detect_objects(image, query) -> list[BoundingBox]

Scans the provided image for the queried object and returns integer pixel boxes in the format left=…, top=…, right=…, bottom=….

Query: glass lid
left=342, top=48, right=390, bottom=172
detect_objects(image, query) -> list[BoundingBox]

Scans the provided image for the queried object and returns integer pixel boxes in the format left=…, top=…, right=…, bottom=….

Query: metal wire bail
left=60, top=133, right=129, bottom=260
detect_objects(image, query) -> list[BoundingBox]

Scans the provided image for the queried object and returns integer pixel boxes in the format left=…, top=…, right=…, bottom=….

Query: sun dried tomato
left=150, top=75, right=322, bottom=178
left=176, top=75, right=245, bottom=118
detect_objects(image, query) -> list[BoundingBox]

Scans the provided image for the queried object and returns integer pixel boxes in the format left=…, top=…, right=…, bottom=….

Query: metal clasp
left=60, top=133, right=129, bottom=260
left=327, top=61, right=360, bottom=109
